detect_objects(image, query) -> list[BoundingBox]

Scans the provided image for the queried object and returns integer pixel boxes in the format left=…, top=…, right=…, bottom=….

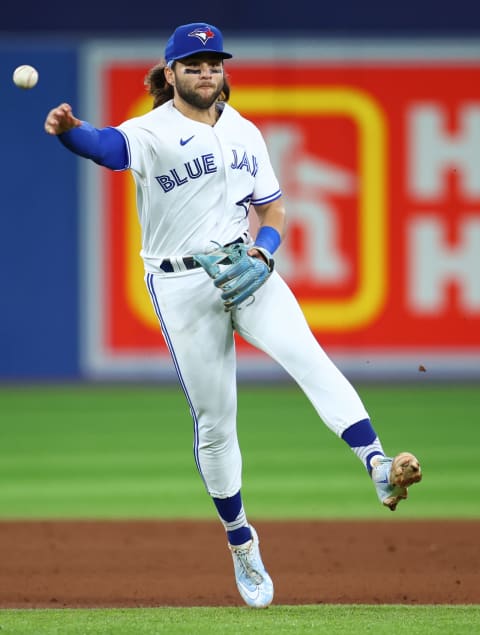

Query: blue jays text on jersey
left=155, top=149, right=259, bottom=193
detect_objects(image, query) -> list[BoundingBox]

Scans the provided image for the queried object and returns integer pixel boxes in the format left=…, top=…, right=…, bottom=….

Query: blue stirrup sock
left=341, top=418, right=385, bottom=475
left=212, top=491, right=252, bottom=545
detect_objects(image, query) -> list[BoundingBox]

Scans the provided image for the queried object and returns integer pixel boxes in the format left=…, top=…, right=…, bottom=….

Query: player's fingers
left=57, top=102, right=72, bottom=114
left=44, top=111, right=62, bottom=134
left=44, top=104, right=77, bottom=134
left=44, top=112, right=58, bottom=134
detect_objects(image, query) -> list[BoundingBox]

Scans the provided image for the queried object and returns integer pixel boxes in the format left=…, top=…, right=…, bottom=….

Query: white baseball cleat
left=228, top=525, right=274, bottom=608
left=371, top=452, right=422, bottom=511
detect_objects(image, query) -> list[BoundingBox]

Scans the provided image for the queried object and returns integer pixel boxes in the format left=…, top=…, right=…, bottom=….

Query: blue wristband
left=254, top=226, right=281, bottom=255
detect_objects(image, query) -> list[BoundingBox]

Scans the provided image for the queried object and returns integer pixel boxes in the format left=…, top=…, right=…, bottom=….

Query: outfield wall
left=1, top=35, right=480, bottom=381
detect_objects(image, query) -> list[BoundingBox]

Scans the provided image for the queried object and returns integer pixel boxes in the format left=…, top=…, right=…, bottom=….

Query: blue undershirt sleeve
left=58, top=122, right=129, bottom=171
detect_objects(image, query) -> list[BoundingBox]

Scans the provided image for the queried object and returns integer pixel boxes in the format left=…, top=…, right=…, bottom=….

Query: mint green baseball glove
left=193, top=243, right=274, bottom=311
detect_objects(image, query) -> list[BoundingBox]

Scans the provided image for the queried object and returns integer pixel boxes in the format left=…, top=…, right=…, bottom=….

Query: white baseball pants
left=146, top=269, right=369, bottom=498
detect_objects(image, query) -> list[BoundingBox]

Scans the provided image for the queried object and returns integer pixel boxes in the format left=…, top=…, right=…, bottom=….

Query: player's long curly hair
left=145, top=63, right=230, bottom=109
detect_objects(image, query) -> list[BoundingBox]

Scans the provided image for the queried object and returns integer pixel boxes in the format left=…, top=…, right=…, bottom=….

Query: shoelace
left=232, top=544, right=264, bottom=585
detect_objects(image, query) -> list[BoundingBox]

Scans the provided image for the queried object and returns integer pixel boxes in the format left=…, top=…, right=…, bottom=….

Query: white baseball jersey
left=116, top=100, right=281, bottom=272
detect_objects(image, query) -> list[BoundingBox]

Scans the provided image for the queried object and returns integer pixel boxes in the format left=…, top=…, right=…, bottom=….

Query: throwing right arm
left=44, top=103, right=128, bottom=171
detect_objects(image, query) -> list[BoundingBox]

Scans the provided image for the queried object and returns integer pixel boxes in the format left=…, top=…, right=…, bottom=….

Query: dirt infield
left=0, top=520, right=479, bottom=607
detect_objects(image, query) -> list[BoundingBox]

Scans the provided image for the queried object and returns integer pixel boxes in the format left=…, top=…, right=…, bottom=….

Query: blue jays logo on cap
left=188, top=26, right=216, bottom=45
left=165, top=22, right=233, bottom=66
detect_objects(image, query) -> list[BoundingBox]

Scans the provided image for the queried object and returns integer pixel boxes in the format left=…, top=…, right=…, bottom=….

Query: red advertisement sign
left=86, top=45, right=480, bottom=374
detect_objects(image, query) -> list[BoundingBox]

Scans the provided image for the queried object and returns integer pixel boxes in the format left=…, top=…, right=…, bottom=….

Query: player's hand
left=248, top=248, right=269, bottom=264
left=44, top=103, right=82, bottom=135
left=247, top=247, right=274, bottom=271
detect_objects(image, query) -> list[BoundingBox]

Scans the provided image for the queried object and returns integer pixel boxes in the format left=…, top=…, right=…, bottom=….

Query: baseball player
left=44, top=22, right=422, bottom=608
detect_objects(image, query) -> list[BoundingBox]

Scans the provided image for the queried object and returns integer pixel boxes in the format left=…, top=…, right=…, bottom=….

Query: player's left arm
left=249, top=197, right=286, bottom=264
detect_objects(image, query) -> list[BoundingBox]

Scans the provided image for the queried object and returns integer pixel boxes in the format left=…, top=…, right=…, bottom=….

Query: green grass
left=0, top=606, right=479, bottom=634
left=1, top=385, right=479, bottom=628
left=0, top=383, right=478, bottom=519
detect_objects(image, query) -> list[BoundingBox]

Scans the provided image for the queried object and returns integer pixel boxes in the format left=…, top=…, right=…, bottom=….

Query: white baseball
left=13, top=65, right=39, bottom=89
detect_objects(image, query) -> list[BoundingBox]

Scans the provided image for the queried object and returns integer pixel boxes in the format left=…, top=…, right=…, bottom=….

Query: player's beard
left=175, top=81, right=224, bottom=110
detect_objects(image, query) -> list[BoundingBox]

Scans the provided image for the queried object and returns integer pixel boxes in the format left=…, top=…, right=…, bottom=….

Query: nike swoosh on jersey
left=180, top=135, right=195, bottom=146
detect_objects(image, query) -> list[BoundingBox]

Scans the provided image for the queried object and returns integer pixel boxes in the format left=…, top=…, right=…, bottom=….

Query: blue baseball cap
left=165, top=22, right=233, bottom=66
